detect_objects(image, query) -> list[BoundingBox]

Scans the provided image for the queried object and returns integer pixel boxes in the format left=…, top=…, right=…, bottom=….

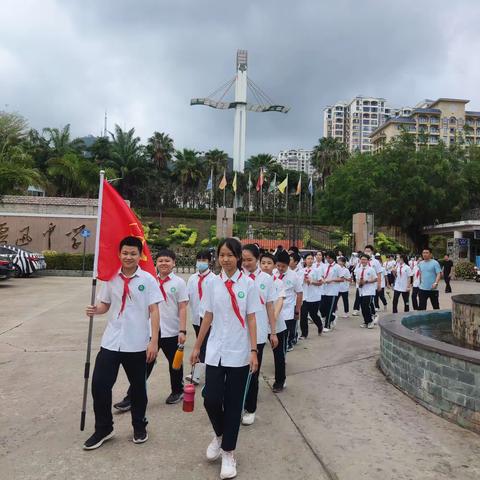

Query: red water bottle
left=183, top=383, right=195, bottom=412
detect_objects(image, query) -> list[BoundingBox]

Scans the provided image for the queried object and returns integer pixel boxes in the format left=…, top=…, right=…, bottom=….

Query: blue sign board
left=80, top=228, right=91, bottom=238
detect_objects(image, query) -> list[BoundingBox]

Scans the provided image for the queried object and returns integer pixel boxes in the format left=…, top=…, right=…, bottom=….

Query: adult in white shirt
left=186, top=250, right=215, bottom=384
left=241, top=244, right=278, bottom=426
left=356, top=254, right=377, bottom=329
left=191, top=238, right=262, bottom=480
left=392, top=255, right=412, bottom=313
left=300, top=252, right=323, bottom=337
left=320, top=251, right=344, bottom=331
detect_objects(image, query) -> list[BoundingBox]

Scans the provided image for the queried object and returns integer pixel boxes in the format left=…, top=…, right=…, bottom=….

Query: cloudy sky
left=1, top=0, right=480, bottom=157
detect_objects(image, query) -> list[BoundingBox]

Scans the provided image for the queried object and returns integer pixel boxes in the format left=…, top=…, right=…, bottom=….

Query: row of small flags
left=206, top=169, right=314, bottom=196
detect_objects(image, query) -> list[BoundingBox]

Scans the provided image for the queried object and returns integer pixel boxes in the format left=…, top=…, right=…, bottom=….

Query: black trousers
left=336, top=291, right=349, bottom=314
left=285, top=318, right=297, bottom=348
left=393, top=290, right=410, bottom=313
left=375, top=288, right=387, bottom=309
left=269, top=330, right=286, bottom=386
left=300, top=300, right=322, bottom=337
left=353, top=289, right=361, bottom=311
left=412, top=287, right=420, bottom=310
left=204, top=363, right=250, bottom=451
left=418, top=289, right=440, bottom=310
left=360, top=295, right=375, bottom=324
left=387, top=273, right=395, bottom=287
left=320, top=295, right=336, bottom=328
left=193, top=317, right=210, bottom=363
left=126, top=335, right=183, bottom=399
left=444, top=275, right=452, bottom=293
left=92, top=348, right=147, bottom=434
left=244, top=343, right=265, bottom=414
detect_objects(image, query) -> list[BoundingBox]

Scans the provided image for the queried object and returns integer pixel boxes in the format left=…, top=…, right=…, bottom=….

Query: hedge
left=44, top=252, right=94, bottom=270
left=454, top=260, right=476, bottom=279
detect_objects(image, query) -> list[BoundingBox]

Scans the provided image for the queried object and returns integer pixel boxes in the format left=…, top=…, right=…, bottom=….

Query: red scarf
left=360, top=267, right=365, bottom=281
left=119, top=272, right=134, bottom=316
left=197, top=271, right=210, bottom=300
left=248, top=271, right=265, bottom=305
left=222, top=272, right=245, bottom=328
left=324, top=263, right=333, bottom=279
left=158, top=275, right=171, bottom=302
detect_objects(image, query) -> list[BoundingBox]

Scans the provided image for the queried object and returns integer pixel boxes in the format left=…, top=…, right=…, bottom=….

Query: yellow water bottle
left=172, top=344, right=184, bottom=370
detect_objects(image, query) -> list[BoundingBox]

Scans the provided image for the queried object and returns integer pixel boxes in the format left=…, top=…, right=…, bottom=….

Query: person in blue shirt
left=418, top=248, right=442, bottom=310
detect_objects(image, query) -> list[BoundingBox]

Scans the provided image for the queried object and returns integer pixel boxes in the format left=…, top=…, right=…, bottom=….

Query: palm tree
left=311, top=137, right=349, bottom=189
left=173, top=149, right=204, bottom=207
left=43, top=124, right=85, bottom=157
left=245, top=153, right=276, bottom=174
left=146, top=132, right=174, bottom=171
left=205, top=149, right=229, bottom=207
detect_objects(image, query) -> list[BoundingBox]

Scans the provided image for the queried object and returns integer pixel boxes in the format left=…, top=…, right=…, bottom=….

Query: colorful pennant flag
left=256, top=168, right=264, bottom=192
left=278, top=175, right=288, bottom=194
left=219, top=170, right=227, bottom=190
left=268, top=173, right=277, bottom=193
left=308, top=176, right=313, bottom=196
left=232, top=172, right=237, bottom=193
left=295, top=176, right=302, bottom=195
left=206, top=172, right=213, bottom=191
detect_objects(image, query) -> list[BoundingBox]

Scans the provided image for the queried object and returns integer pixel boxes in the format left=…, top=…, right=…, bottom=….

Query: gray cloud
left=1, top=0, right=479, bottom=157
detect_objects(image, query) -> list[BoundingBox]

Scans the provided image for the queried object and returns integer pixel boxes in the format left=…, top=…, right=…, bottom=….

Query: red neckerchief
left=197, top=270, right=210, bottom=300
left=119, top=272, right=134, bottom=317
left=158, top=275, right=171, bottom=302
left=221, top=271, right=245, bottom=328
left=324, top=263, right=333, bottom=279
left=248, top=270, right=265, bottom=305
left=416, top=268, right=420, bottom=278
left=399, top=265, right=403, bottom=277
left=360, top=267, right=365, bottom=281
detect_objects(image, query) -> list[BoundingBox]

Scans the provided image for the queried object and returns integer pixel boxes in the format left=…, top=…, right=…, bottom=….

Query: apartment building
left=276, top=149, right=315, bottom=175
left=370, top=98, right=480, bottom=151
left=323, top=96, right=411, bottom=153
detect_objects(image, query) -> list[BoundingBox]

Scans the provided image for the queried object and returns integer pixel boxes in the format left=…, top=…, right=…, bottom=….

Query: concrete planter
left=452, top=295, right=480, bottom=348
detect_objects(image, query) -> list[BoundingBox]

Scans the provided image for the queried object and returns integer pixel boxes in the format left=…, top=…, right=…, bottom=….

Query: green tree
left=311, top=137, right=349, bottom=189
left=172, top=149, right=204, bottom=208
left=43, top=124, right=85, bottom=157
left=146, top=132, right=174, bottom=171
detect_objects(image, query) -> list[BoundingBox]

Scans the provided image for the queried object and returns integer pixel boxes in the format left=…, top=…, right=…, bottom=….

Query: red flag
left=97, top=180, right=156, bottom=281
left=256, top=169, right=264, bottom=192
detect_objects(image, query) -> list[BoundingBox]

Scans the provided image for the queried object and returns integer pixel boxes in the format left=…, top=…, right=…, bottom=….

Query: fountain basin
left=452, top=295, right=480, bottom=348
left=379, top=310, right=480, bottom=434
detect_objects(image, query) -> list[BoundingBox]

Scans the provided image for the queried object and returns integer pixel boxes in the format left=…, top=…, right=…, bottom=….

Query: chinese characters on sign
left=0, top=223, right=8, bottom=244
left=66, top=224, right=86, bottom=249
left=16, top=226, right=33, bottom=246
left=42, top=223, right=56, bottom=250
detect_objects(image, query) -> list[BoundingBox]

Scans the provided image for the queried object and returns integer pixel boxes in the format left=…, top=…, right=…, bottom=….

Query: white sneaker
left=360, top=324, right=366, bottom=328
left=242, top=412, right=255, bottom=425
left=331, top=319, right=336, bottom=329
left=352, top=310, right=359, bottom=316
left=367, top=323, right=374, bottom=329
left=342, top=314, right=349, bottom=318
left=383, top=305, right=387, bottom=312
left=323, top=327, right=330, bottom=332
left=206, top=435, right=222, bottom=461
left=373, top=315, right=379, bottom=325
left=220, top=450, right=237, bottom=479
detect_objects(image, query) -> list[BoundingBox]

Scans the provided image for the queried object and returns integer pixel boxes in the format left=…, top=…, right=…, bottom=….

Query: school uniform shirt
left=186, top=269, right=215, bottom=326
left=245, top=268, right=278, bottom=344
left=98, top=267, right=163, bottom=352
left=277, top=269, right=303, bottom=322
left=302, top=266, right=323, bottom=302
left=379, top=265, right=387, bottom=289
left=322, top=262, right=342, bottom=296
left=394, top=264, right=412, bottom=292
left=355, top=265, right=377, bottom=297
left=157, top=272, right=189, bottom=338
left=385, top=260, right=396, bottom=274
left=272, top=276, right=287, bottom=334
left=314, top=262, right=326, bottom=294
left=412, top=264, right=421, bottom=288
left=291, top=265, right=305, bottom=285
left=338, top=266, right=351, bottom=293
left=202, top=269, right=263, bottom=368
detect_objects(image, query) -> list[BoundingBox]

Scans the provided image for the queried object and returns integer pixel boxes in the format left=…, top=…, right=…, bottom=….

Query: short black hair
left=119, top=236, right=143, bottom=254
left=364, top=244, right=375, bottom=251
left=156, top=249, right=176, bottom=261
left=196, top=249, right=212, bottom=261
left=305, top=252, right=314, bottom=259
left=260, top=252, right=275, bottom=263
left=360, top=253, right=370, bottom=260
left=422, top=247, right=432, bottom=253
left=275, top=250, right=290, bottom=265
left=218, top=237, right=242, bottom=269
left=289, top=246, right=299, bottom=253
left=243, top=243, right=261, bottom=259
left=338, top=256, right=347, bottom=263
left=290, top=252, right=301, bottom=264
left=325, top=250, right=336, bottom=260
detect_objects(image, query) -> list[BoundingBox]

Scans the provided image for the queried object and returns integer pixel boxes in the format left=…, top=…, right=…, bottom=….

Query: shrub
left=44, top=252, right=94, bottom=270
left=375, top=232, right=407, bottom=254
left=182, top=231, right=198, bottom=248
left=454, top=260, right=476, bottom=279
left=200, top=238, right=210, bottom=247
left=148, top=237, right=171, bottom=249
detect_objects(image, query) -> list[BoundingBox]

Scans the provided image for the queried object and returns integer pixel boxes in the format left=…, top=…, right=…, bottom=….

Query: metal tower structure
left=191, top=50, right=289, bottom=172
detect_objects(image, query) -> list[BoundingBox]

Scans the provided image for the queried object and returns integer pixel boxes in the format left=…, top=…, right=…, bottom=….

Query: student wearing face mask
left=186, top=250, right=215, bottom=384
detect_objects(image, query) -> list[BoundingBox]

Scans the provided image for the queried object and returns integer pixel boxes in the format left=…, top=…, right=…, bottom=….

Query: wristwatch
left=179, top=330, right=187, bottom=335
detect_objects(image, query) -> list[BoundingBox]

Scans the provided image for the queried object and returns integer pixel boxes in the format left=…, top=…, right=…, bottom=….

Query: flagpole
left=209, top=167, right=213, bottom=222
left=80, top=170, right=105, bottom=431
left=272, top=173, right=276, bottom=226
left=248, top=173, right=251, bottom=226
left=285, top=175, right=289, bottom=225
left=310, top=177, right=313, bottom=227
left=260, top=169, right=263, bottom=221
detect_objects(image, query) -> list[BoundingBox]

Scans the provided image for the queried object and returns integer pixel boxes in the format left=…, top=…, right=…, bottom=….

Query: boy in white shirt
left=374, top=253, right=388, bottom=312
left=300, top=252, right=323, bottom=337
left=356, top=253, right=377, bottom=329
left=335, top=256, right=351, bottom=318
left=84, top=236, right=162, bottom=450
left=392, top=254, right=412, bottom=313
left=411, top=261, right=421, bottom=310
left=115, top=249, right=189, bottom=411
left=275, top=250, right=303, bottom=352
left=320, top=251, right=343, bottom=331
left=186, top=250, right=215, bottom=384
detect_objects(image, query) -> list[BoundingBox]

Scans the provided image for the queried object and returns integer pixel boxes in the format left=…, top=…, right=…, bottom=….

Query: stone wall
left=0, top=195, right=98, bottom=215
left=452, top=295, right=480, bottom=348
left=379, top=315, right=480, bottom=434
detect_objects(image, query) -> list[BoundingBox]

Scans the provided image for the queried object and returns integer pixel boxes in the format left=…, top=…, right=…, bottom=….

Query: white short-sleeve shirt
left=355, top=265, right=377, bottom=297
left=203, top=270, right=262, bottom=367
left=394, top=264, right=412, bottom=292
left=272, top=276, right=287, bottom=334
left=186, top=270, right=215, bottom=326
left=302, top=267, right=322, bottom=302
left=322, top=262, right=342, bottom=296
left=158, top=272, right=189, bottom=338
left=98, top=267, right=163, bottom=352
left=245, top=268, right=278, bottom=344
left=338, top=266, right=351, bottom=293
left=277, top=269, right=303, bottom=321
left=412, top=265, right=421, bottom=288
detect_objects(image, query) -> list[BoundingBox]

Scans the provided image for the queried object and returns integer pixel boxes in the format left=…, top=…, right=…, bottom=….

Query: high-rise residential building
left=370, top=98, right=480, bottom=151
left=276, top=149, right=315, bottom=175
left=323, top=95, right=411, bottom=153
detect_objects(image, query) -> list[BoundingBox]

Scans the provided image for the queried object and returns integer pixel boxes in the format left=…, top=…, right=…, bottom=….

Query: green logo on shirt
left=286, top=280, right=292, bottom=286
left=170, top=287, right=177, bottom=293
left=138, top=285, right=145, bottom=291
left=260, top=284, right=266, bottom=290
left=238, top=291, right=245, bottom=299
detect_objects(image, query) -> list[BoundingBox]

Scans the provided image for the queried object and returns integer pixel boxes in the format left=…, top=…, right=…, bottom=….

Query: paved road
left=1, top=276, right=479, bottom=480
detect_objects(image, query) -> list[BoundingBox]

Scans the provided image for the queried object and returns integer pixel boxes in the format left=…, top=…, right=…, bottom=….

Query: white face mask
left=196, top=261, right=209, bottom=273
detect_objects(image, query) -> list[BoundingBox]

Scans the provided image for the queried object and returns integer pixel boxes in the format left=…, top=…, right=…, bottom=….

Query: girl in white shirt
left=411, top=262, right=421, bottom=310
left=191, top=238, right=261, bottom=480
left=392, top=255, right=412, bottom=313
left=300, top=252, right=323, bottom=336
left=336, top=256, right=351, bottom=318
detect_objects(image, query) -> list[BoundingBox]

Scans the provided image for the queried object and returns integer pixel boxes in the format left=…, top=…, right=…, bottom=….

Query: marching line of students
left=83, top=236, right=444, bottom=479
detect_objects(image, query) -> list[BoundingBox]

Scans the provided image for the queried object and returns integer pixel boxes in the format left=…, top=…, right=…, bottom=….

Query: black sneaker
left=133, top=430, right=148, bottom=444
left=113, top=397, right=131, bottom=412
left=166, top=392, right=183, bottom=404
left=272, top=382, right=285, bottom=393
left=83, top=430, right=114, bottom=450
